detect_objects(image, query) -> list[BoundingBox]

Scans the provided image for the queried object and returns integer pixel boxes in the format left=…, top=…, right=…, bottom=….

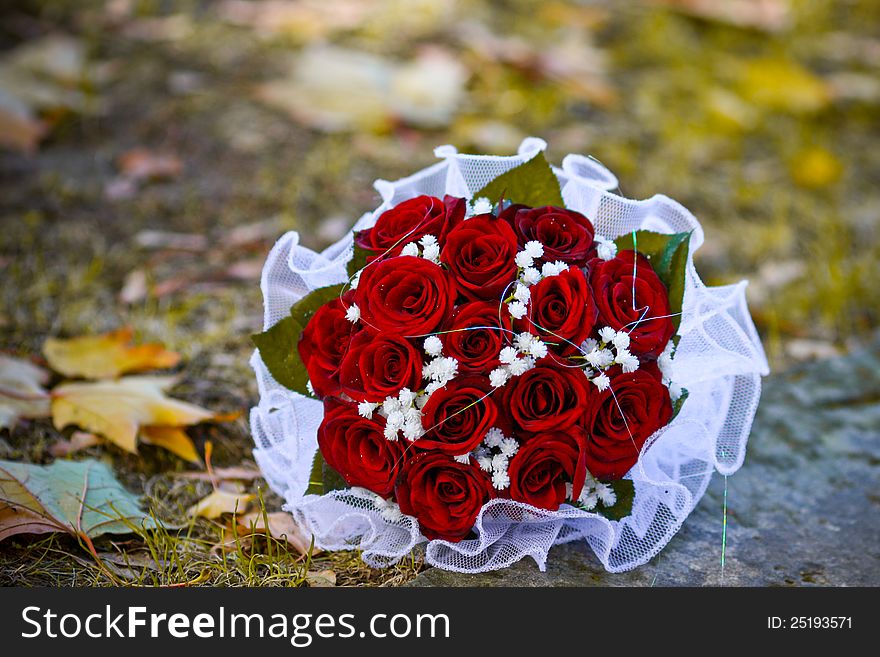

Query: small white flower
left=586, top=348, right=615, bottom=368
left=383, top=424, right=399, bottom=441
left=425, top=381, right=445, bottom=396
left=398, top=387, right=418, bottom=407
left=612, top=330, right=630, bottom=351
left=541, top=260, right=568, bottom=277
left=669, top=381, right=683, bottom=401
left=401, top=242, right=420, bottom=257
left=423, top=335, right=443, bottom=357
left=453, top=453, right=471, bottom=464
left=499, top=346, right=519, bottom=365
left=422, top=242, right=440, bottom=262
left=345, top=303, right=361, bottom=323
left=528, top=339, right=548, bottom=359
left=516, top=332, right=535, bottom=352
left=415, top=392, right=430, bottom=408
left=505, top=357, right=527, bottom=376
left=477, top=456, right=493, bottom=472
left=404, top=406, right=421, bottom=424
left=579, top=492, right=598, bottom=510
left=491, top=470, right=511, bottom=490
left=595, top=236, right=618, bottom=261
left=350, top=270, right=361, bottom=289
left=419, top=234, right=438, bottom=249
left=592, top=373, right=611, bottom=391
left=515, top=251, right=534, bottom=269
left=658, top=340, right=675, bottom=376
left=357, top=401, right=378, bottom=419
left=386, top=410, right=404, bottom=428
left=489, top=367, right=511, bottom=388
left=581, top=337, right=598, bottom=353
left=382, top=397, right=402, bottom=416
left=597, top=483, right=617, bottom=507
left=306, top=380, right=315, bottom=396
left=471, top=197, right=493, bottom=215
left=513, top=283, right=531, bottom=303
left=565, top=482, right=574, bottom=500
left=508, top=301, right=527, bottom=319
left=616, top=348, right=640, bottom=373
left=491, top=453, right=508, bottom=473
left=598, top=326, right=617, bottom=344
left=524, top=240, right=544, bottom=259
left=499, top=437, right=519, bottom=457
left=484, top=427, right=505, bottom=448
left=521, top=267, right=542, bottom=285
left=402, top=418, right=424, bottom=442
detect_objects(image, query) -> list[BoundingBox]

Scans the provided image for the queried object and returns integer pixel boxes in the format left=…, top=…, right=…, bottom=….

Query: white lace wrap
left=249, top=137, right=769, bottom=573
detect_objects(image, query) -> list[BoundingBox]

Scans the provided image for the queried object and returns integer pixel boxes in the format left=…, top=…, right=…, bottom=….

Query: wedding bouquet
left=250, top=138, right=768, bottom=573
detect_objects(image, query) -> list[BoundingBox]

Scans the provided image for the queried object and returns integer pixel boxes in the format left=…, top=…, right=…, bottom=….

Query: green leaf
left=472, top=151, right=564, bottom=208
left=304, top=449, right=348, bottom=496
left=306, top=450, right=325, bottom=495
left=596, top=478, right=635, bottom=521
left=613, top=230, right=691, bottom=332
left=251, top=284, right=346, bottom=396
left=670, top=387, right=689, bottom=420
left=0, top=458, right=159, bottom=542
left=347, top=239, right=370, bottom=279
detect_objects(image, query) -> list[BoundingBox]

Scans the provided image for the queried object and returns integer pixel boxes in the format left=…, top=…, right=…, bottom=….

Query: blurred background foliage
left=0, top=0, right=877, bottom=586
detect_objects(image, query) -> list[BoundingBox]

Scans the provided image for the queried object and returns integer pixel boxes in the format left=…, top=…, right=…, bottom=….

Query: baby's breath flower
left=470, top=197, right=493, bottom=215
left=513, top=283, right=531, bottom=303
left=453, top=453, right=471, bottom=464
left=491, top=470, right=511, bottom=490
left=595, top=236, right=618, bottom=261
left=357, top=401, right=378, bottom=419
left=524, top=240, right=544, bottom=259
left=508, top=301, right=527, bottom=319
left=515, top=251, right=534, bottom=269
left=592, top=373, right=610, bottom=391
left=528, top=339, right=548, bottom=359
left=489, top=367, right=510, bottom=388
left=598, top=326, right=617, bottom=344
left=401, top=242, right=420, bottom=257
left=345, top=303, right=361, bottom=323
left=612, top=330, right=631, bottom=351
left=521, top=267, right=542, bottom=285
left=423, top=335, right=443, bottom=357
left=499, top=346, right=519, bottom=365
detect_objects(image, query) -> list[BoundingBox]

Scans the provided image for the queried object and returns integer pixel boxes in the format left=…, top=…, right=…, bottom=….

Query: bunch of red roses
left=289, top=193, right=682, bottom=543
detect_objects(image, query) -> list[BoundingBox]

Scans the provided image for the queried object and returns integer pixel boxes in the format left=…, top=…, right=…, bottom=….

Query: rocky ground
left=1, top=0, right=878, bottom=586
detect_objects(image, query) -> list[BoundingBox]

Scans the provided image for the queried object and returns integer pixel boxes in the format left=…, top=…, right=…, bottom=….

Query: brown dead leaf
left=43, top=327, right=180, bottom=379
left=51, top=376, right=216, bottom=454
left=175, top=464, right=262, bottom=482
left=306, top=569, right=336, bottom=587
left=141, top=425, right=201, bottom=464
left=187, top=489, right=254, bottom=519
left=0, top=91, right=47, bottom=154
left=49, top=431, right=100, bottom=457
left=0, top=354, right=51, bottom=430
left=118, top=148, right=183, bottom=181
left=237, top=511, right=315, bottom=554
left=651, top=0, right=790, bottom=32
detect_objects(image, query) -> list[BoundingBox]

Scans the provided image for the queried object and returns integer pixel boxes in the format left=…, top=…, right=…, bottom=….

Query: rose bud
left=589, top=249, right=675, bottom=359
left=584, top=362, right=673, bottom=480
left=355, top=256, right=455, bottom=336
left=396, top=452, right=495, bottom=542
left=318, top=399, right=406, bottom=498
left=514, top=206, right=596, bottom=266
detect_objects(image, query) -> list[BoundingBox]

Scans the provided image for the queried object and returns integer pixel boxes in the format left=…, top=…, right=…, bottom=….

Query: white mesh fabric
left=249, top=138, right=769, bottom=573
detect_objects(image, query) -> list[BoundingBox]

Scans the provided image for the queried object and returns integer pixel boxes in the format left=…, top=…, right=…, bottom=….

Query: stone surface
left=407, top=338, right=880, bottom=587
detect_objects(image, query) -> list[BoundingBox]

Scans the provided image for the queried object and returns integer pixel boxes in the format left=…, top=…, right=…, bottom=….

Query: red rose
left=514, top=206, right=595, bottom=266
left=396, top=452, right=495, bottom=541
left=520, top=267, right=597, bottom=355
left=355, top=256, right=455, bottom=336
left=318, top=399, right=405, bottom=498
left=584, top=362, right=672, bottom=480
left=497, top=202, right=529, bottom=226
left=501, top=358, right=593, bottom=434
left=339, top=330, right=422, bottom=403
left=589, top=249, right=675, bottom=359
left=508, top=427, right=588, bottom=511
left=298, top=295, right=358, bottom=398
left=442, top=301, right=511, bottom=373
left=440, top=215, right=519, bottom=302
left=355, top=195, right=465, bottom=261
left=418, top=376, right=499, bottom=454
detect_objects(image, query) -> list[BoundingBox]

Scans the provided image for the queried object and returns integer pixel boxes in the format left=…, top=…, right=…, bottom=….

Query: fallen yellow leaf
left=790, top=147, right=843, bottom=188
left=141, top=425, right=201, bottom=464
left=0, top=354, right=51, bottom=430
left=51, top=376, right=215, bottom=454
left=187, top=489, right=254, bottom=519
left=43, top=327, right=180, bottom=379
left=737, top=58, right=831, bottom=114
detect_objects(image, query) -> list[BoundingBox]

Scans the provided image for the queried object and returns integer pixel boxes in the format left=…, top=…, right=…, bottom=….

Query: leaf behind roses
left=473, top=151, right=564, bottom=208
left=251, top=284, right=345, bottom=396
left=346, top=241, right=370, bottom=279
left=614, top=230, right=690, bottom=332
left=306, top=450, right=348, bottom=496
left=597, top=479, right=635, bottom=521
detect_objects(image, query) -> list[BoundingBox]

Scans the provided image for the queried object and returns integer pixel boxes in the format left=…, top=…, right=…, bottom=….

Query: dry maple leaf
left=50, top=376, right=216, bottom=454
left=0, top=354, right=51, bottom=430
left=140, top=425, right=201, bottom=464
left=43, top=327, right=180, bottom=379
left=0, top=458, right=157, bottom=542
